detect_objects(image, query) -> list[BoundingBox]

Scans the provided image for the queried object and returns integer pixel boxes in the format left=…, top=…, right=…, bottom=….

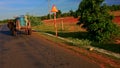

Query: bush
left=77, top=0, right=120, bottom=42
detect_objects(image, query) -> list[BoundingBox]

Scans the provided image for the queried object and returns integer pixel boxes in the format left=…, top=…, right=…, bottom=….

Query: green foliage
left=61, top=12, right=70, bottom=17
left=56, top=10, right=62, bottom=18
left=47, top=14, right=51, bottom=19
left=0, top=19, right=8, bottom=24
left=40, top=15, right=48, bottom=20
left=29, top=16, right=43, bottom=26
left=40, top=9, right=77, bottom=20
left=92, top=42, right=120, bottom=53
left=77, top=0, right=120, bottom=42
left=73, top=10, right=80, bottom=18
left=108, top=5, right=120, bottom=11
left=69, top=10, right=74, bottom=16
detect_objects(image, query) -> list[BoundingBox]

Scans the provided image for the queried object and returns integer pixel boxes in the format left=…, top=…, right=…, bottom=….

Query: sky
left=0, top=0, right=120, bottom=20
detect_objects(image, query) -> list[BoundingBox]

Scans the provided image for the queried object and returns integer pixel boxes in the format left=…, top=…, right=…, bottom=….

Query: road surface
left=0, top=24, right=101, bottom=68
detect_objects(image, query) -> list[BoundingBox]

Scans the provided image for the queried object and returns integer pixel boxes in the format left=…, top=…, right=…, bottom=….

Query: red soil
left=113, top=16, right=120, bottom=25
left=43, top=16, right=120, bottom=25
left=43, top=17, right=79, bottom=24
left=42, top=17, right=120, bottom=68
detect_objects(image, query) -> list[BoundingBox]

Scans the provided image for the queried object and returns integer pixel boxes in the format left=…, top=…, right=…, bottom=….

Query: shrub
left=77, top=0, right=120, bottom=42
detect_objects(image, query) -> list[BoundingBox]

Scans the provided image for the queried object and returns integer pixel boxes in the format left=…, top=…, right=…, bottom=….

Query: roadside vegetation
left=77, top=0, right=120, bottom=43
left=33, top=0, right=120, bottom=54
left=0, top=19, right=8, bottom=24
left=0, top=0, right=120, bottom=54
left=28, top=15, right=43, bottom=26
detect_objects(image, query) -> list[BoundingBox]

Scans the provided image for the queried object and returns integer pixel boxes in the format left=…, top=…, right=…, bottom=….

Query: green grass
left=92, top=42, right=120, bottom=54
left=33, top=23, right=120, bottom=54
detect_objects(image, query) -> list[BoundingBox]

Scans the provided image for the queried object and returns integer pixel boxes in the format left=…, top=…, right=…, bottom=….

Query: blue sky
left=0, top=0, right=120, bottom=20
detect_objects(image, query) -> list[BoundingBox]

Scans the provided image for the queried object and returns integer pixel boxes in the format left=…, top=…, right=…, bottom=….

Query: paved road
left=0, top=24, right=101, bottom=68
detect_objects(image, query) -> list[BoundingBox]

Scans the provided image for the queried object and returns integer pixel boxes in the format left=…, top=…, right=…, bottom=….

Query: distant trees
left=77, top=0, right=119, bottom=42
left=56, top=10, right=62, bottom=18
left=40, top=9, right=76, bottom=20
left=32, top=4, right=120, bottom=21
left=74, top=4, right=120, bottom=18
left=108, top=5, right=120, bottom=11
left=69, top=10, right=74, bottom=16
left=0, top=15, right=43, bottom=26
left=28, top=16, right=43, bottom=26
left=0, top=19, right=9, bottom=24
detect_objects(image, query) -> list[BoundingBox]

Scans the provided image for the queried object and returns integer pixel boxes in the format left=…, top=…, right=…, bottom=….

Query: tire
left=12, top=29, right=17, bottom=36
left=27, top=29, right=32, bottom=35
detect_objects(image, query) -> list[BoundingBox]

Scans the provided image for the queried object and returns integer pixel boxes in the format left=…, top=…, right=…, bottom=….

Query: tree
left=69, top=10, right=74, bottom=16
left=110, top=5, right=120, bottom=11
left=61, top=12, right=70, bottom=17
left=29, top=16, right=43, bottom=26
left=77, top=0, right=119, bottom=42
left=73, top=10, right=80, bottom=18
left=47, top=14, right=51, bottom=19
left=56, top=10, right=62, bottom=18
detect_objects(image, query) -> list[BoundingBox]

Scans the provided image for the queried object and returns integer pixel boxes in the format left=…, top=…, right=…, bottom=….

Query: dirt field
left=43, top=16, right=120, bottom=25
left=113, top=16, right=120, bottom=25
left=43, top=17, right=79, bottom=24
left=43, top=17, right=78, bottom=24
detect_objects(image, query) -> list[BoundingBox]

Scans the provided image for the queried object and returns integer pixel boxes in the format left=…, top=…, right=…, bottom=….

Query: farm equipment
left=8, top=15, right=32, bottom=36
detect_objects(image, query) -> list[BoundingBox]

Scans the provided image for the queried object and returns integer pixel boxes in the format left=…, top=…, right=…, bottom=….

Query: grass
left=33, top=23, right=120, bottom=54
left=0, top=23, right=5, bottom=25
left=92, top=42, right=120, bottom=54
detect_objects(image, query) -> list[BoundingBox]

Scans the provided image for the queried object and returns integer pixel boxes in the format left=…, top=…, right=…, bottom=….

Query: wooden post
left=61, top=18, right=64, bottom=30
left=51, top=5, right=58, bottom=37
left=54, top=12, right=57, bottom=37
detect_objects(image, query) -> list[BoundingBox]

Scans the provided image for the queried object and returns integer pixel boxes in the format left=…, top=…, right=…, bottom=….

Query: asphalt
left=0, top=24, right=101, bottom=68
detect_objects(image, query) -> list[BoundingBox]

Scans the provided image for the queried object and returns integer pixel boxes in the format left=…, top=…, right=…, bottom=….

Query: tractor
left=7, top=15, right=32, bottom=36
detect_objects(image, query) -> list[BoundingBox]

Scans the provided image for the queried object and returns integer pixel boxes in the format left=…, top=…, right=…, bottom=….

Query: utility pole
left=48, top=0, right=51, bottom=19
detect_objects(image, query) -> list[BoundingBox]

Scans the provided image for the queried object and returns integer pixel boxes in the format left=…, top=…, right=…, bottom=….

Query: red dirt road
left=0, top=25, right=100, bottom=68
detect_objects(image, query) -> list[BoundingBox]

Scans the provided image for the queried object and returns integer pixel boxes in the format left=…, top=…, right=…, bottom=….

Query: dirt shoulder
left=33, top=32, right=120, bottom=68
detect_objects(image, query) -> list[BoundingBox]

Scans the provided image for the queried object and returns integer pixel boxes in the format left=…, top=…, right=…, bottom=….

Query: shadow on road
left=0, top=31, right=12, bottom=36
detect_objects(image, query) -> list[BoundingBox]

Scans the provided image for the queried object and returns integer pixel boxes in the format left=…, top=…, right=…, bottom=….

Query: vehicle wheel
left=27, top=29, right=32, bottom=35
left=12, top=29, right=17, bottom=36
